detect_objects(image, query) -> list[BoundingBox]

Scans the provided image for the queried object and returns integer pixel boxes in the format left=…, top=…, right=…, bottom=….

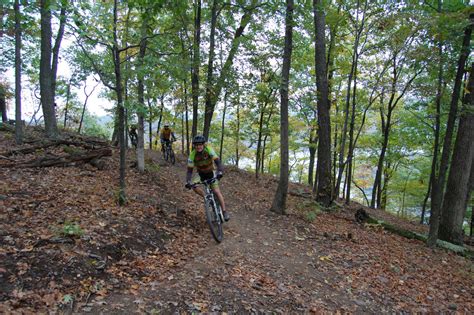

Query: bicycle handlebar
left=191, top=177, right=218, bottom=188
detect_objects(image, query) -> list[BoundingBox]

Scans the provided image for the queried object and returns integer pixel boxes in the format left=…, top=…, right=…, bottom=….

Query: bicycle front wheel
left=204, top=198, right=223, bottom=243
left=164, top=148, right=169, bottom=161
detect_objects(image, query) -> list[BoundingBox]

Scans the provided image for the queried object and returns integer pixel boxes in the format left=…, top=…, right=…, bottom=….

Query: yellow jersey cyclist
left=160, top=124, right=176, bottom=152
left=185, top=135, right=229, bottom=221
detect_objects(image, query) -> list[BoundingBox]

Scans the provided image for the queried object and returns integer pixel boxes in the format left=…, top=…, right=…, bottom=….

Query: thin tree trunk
left=428, top=16, right=473, bottom=246
left=308, top=128, right=317, bottom=187
left=203, top=0, right=219, bottom=140
left=270, top=0, right=293, bottom=215
left=148, top=99, right=153, bottom=149
left=420, top=174, right=432, bottom=224
left=261, top=135, right=268, bottom=173
left=78, top=82, right=98, bottom=134
left=256, top=108, right=265, bottom=178
left=345, top=58, right=359, bottom=204
left=219, top=90, right=228, bottom=159
left=335, top=1, right=364, bottom=198
left=184, top=81, right=190, bottom=155
left=14, top=0, right=23, bottom=144
left=0, top=87, right=7, bottom=123
left=136, top=14, right=148, bottom=172
left=63, top=79, right=72, bottom=128
left=202, top=1, right=256, bottom=139
left=235, top=100, right=240, bottom=167
left=156, top=95, right=164, bottom=136
left=313, top=0, right=332, bottom=206
left=191, top=0, right=201, bottom=139
left=51, top=1, right=67, bottom=101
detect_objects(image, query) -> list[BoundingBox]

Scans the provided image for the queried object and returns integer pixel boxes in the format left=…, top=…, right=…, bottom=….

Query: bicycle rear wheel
left=170, top=150, right=175, bottom=165
left=204, top=198, right=223, bottom=243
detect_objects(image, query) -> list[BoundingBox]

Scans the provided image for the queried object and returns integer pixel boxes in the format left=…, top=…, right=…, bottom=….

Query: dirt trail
left=87, top=151, right=391, bottom=313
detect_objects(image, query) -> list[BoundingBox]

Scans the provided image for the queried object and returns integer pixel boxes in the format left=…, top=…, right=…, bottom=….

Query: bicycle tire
left=204, top=197, right=223, bottom=243
left=164, top=147, right=169, bottom=161
left=170, top=150, right=175, bottom=165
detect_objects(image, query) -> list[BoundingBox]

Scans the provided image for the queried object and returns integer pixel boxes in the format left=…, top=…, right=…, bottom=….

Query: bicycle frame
left=162, top=140, right=176, bottom=164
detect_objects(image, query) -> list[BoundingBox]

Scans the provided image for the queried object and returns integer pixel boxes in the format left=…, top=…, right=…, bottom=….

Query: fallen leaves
left=1, top=129, right=474, bottom=313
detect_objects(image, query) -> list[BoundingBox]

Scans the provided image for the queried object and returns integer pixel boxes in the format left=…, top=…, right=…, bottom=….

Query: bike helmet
left=192, top=135, right=206, bottom=144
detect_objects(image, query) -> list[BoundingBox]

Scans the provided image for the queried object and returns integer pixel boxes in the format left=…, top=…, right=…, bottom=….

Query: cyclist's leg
left=211, top=186, right=226, bottom=213
left=192, top=186, right=205, bottom=198
left=191, top=174, right=206, bottom=198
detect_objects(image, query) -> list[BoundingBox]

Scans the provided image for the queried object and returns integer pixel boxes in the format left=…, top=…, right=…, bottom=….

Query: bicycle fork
left=206, top=191, right=224, bottom=223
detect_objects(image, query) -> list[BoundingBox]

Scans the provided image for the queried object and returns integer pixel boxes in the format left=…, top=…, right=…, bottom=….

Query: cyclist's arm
left=214, top=158, right=224, bottom=173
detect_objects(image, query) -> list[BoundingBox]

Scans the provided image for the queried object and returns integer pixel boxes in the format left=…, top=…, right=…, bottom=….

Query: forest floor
left=0, top=126, right=473, bottom=314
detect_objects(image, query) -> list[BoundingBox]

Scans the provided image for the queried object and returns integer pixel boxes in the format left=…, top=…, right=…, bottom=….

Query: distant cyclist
left=129, top=125, right=138, bottom=148
left=159, top=124, right=176, bottom=153
left=185, top=135, right=229, bottom=221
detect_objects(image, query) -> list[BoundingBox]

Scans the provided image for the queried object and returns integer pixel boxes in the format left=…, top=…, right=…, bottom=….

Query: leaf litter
left=0, top=128, right=473, bottom=313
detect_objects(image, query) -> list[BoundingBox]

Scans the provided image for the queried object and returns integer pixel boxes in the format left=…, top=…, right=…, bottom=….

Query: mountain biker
left=160, top=124, right=176, bottom=153
left=185, top=135, right=229, bottom=221
left=129, top=125, right=138, bottom=148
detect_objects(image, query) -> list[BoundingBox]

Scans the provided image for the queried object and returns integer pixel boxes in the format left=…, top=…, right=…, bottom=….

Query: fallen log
left=1, top=139, right=107, bottom=156
left=288, top=189, right=313, bottom=199
left=358, top=209, right=474, bottom=259
left=3, top=147, right=112, bottom=168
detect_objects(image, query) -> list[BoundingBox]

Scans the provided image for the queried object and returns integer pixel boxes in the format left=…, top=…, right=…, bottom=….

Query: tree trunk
left=63, top=79, right=71, bottom=128
left=0, top=86, right=6, bottom=123
left=184, top=81, right=190, bottom=155
left=424, top=9, right=444, bottom=224
left=235, top=100, right=240, bottom=167
left=345, top=58, right=359, bottom=204
left=39, top=0, right=58, bottom=138
left=191, top=0, right=201, bottom=139
left=136, top=14, right=148, bottom=172
left=14, top=0, right=23, bottom=144
left=219, top=90, right=228, bottom=160
left=203, top=0, right=218, bottom=140
left=428, top=16, right=473, bottom=247
left=261, top=135, right=268, bottom=173
left=335, top=0, right=367, bottom=198
left=77, top=82, right=98, bottom=134
left=313, top=0, right=332, bottom=207
left=438, top=63, right=474, bottom=245
left=147, top=99, right=153, bottom=149
left=371, top=54, right=421, bottom=209
left=202, top=1, right=256, bottom=139
left=156, top=95, right=164, bottom=137
left=112, top=0, right=126, bottom=205
left=51, top=1, right=67, bottom=102
left=308, top=128, right=317, bottom=187
left=270, top=0, right=293, bottom=215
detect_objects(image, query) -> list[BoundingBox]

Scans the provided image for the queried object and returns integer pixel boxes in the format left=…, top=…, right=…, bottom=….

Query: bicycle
left=129, top=133, right=138, bottom=149
left=191, top=177, right=225, bottom=243
left=162, top=139, right=176, bottom=165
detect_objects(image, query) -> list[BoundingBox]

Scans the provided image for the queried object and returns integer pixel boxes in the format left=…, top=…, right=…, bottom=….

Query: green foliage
left=82, top=113, right=112, bottom=139
left=60, top=221, right=84, bottom=238
left=305, top=210, right=318, bottom=222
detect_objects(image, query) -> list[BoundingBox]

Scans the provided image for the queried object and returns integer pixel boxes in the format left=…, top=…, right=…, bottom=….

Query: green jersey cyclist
left=185, top=135, right=230, bottom=221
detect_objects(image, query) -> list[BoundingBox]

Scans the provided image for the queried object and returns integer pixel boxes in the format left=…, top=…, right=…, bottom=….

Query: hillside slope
left=0, top=128, right=473, bottom=313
